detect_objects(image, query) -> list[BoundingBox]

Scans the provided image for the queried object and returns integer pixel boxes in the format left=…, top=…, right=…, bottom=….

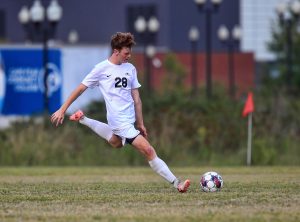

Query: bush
left=0, top=88, right=299, bottom=166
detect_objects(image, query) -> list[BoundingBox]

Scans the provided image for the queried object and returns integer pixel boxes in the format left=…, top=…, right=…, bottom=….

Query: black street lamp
left=188, top=26, right=200, bottom=95
left=18, top=0, right=62, bottom=113
left=134, top=16, right=160, bottom=93
left=276, top=1, right=300, bottom=88
left=218, top=25, right=241, bottom=98
left=194, top=0, right=222, bottom=99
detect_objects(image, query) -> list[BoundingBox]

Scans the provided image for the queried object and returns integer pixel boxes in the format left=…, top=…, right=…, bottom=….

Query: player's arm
left=131, top=88, right=147, bottom=138
left=51, top=83, right=87, bottom=126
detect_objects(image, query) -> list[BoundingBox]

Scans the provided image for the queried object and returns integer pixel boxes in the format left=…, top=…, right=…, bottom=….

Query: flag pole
left=247, top=112, right=252, bottom=166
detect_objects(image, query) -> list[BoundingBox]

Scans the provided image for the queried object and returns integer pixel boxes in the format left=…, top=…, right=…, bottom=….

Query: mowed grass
left=0, top=167, right=299, bottom=222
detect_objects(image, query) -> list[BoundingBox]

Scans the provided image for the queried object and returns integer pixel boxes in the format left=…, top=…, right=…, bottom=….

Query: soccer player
left=50, top=32, right=190, bottom=193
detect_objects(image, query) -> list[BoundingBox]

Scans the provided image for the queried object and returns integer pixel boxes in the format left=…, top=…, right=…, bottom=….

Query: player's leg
left=108, top=134, right=123, bottom=148
left=70, top=110, right=123, bottom=148
left=131, top=135, right=190, bottom=192
left=70, top=110, right=112, bottom=141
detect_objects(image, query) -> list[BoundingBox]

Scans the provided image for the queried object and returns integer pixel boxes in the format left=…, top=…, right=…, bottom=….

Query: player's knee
left=144, top=146, right=156, bottom=158
left=109, top=138, right=123, bottom=148
left=112, top=142, right=123, bottom=148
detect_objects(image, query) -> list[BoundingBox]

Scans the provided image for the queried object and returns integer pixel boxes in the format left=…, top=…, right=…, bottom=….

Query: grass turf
left=0, top=166, right=299, bottom=222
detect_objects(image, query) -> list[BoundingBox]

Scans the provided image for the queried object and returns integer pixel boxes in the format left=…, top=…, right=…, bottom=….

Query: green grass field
left=0, top=167, right=299, bottom=222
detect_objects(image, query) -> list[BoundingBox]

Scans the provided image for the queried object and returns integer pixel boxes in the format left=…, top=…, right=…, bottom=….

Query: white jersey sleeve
left=81, top=65, right=102, bottom=88
left=131, top=68, right=141, bottom=89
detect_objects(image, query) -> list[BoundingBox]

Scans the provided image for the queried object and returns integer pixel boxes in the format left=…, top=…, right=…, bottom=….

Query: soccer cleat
left=69, top=110, right=84, bottom=121
left=177, top=179, right=191, bottom=193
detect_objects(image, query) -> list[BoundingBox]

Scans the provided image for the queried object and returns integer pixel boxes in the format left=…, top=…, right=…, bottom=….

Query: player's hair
left=111, top=32, right=136, bottom=50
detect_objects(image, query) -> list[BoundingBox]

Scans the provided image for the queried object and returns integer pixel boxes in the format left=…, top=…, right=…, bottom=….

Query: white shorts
left=112, top=124, right=140, bottom=146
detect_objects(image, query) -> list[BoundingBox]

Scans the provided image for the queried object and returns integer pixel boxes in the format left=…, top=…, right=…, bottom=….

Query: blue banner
left=0, top=48, right=62, bottom=115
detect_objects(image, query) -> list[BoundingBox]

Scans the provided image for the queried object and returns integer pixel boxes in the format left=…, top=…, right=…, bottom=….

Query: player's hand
left=137, top=125, right=148, bottom=138
left=51, top=109, right=65, bottom=127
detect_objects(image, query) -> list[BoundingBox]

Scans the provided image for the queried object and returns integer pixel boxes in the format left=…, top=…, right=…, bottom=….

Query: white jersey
left=82, top=59, right=141, bottom=129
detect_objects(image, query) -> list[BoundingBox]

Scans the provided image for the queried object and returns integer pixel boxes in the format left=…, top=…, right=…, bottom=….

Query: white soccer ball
left=200, top=171, right=223, bottom=192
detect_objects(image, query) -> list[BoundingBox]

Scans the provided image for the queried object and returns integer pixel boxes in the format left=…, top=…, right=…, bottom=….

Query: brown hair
left=110, top=32, right=136, bottom=50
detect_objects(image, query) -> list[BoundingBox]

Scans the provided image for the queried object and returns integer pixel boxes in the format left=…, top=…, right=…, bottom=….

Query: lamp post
left=134, top=16, right=160, bottom=93
left=68, top=30, right=79, bottom=44
left=194, top=0, right=222, bottom=99
left=18, top=0, right=62, bottom=113
left=18, top=6, right=31, bottom=42
left=145, top=45, right=156, bottom=93
left=276, top=1, right=300, bottom=88
left=218, top=25, right=241, bottom=98
left=188, top=26, right=200, bottom=95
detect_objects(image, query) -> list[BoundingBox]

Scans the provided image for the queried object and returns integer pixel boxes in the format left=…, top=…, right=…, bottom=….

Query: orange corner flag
left=242, top=92, right=254, bottom=117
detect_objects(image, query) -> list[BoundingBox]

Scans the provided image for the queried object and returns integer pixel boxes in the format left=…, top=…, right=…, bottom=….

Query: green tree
left=268, top=6, right=300, bottom=91
left=161, top=53, right=187, bottom=94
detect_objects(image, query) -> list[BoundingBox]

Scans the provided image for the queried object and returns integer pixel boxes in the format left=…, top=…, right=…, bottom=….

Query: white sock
left=79, top=117, right=113, bottom=141
left=149, top=156, right=177, bottom=185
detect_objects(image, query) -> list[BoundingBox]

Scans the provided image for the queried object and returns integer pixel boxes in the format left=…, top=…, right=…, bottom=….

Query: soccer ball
left=200, top=171, right=223, bottom=192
